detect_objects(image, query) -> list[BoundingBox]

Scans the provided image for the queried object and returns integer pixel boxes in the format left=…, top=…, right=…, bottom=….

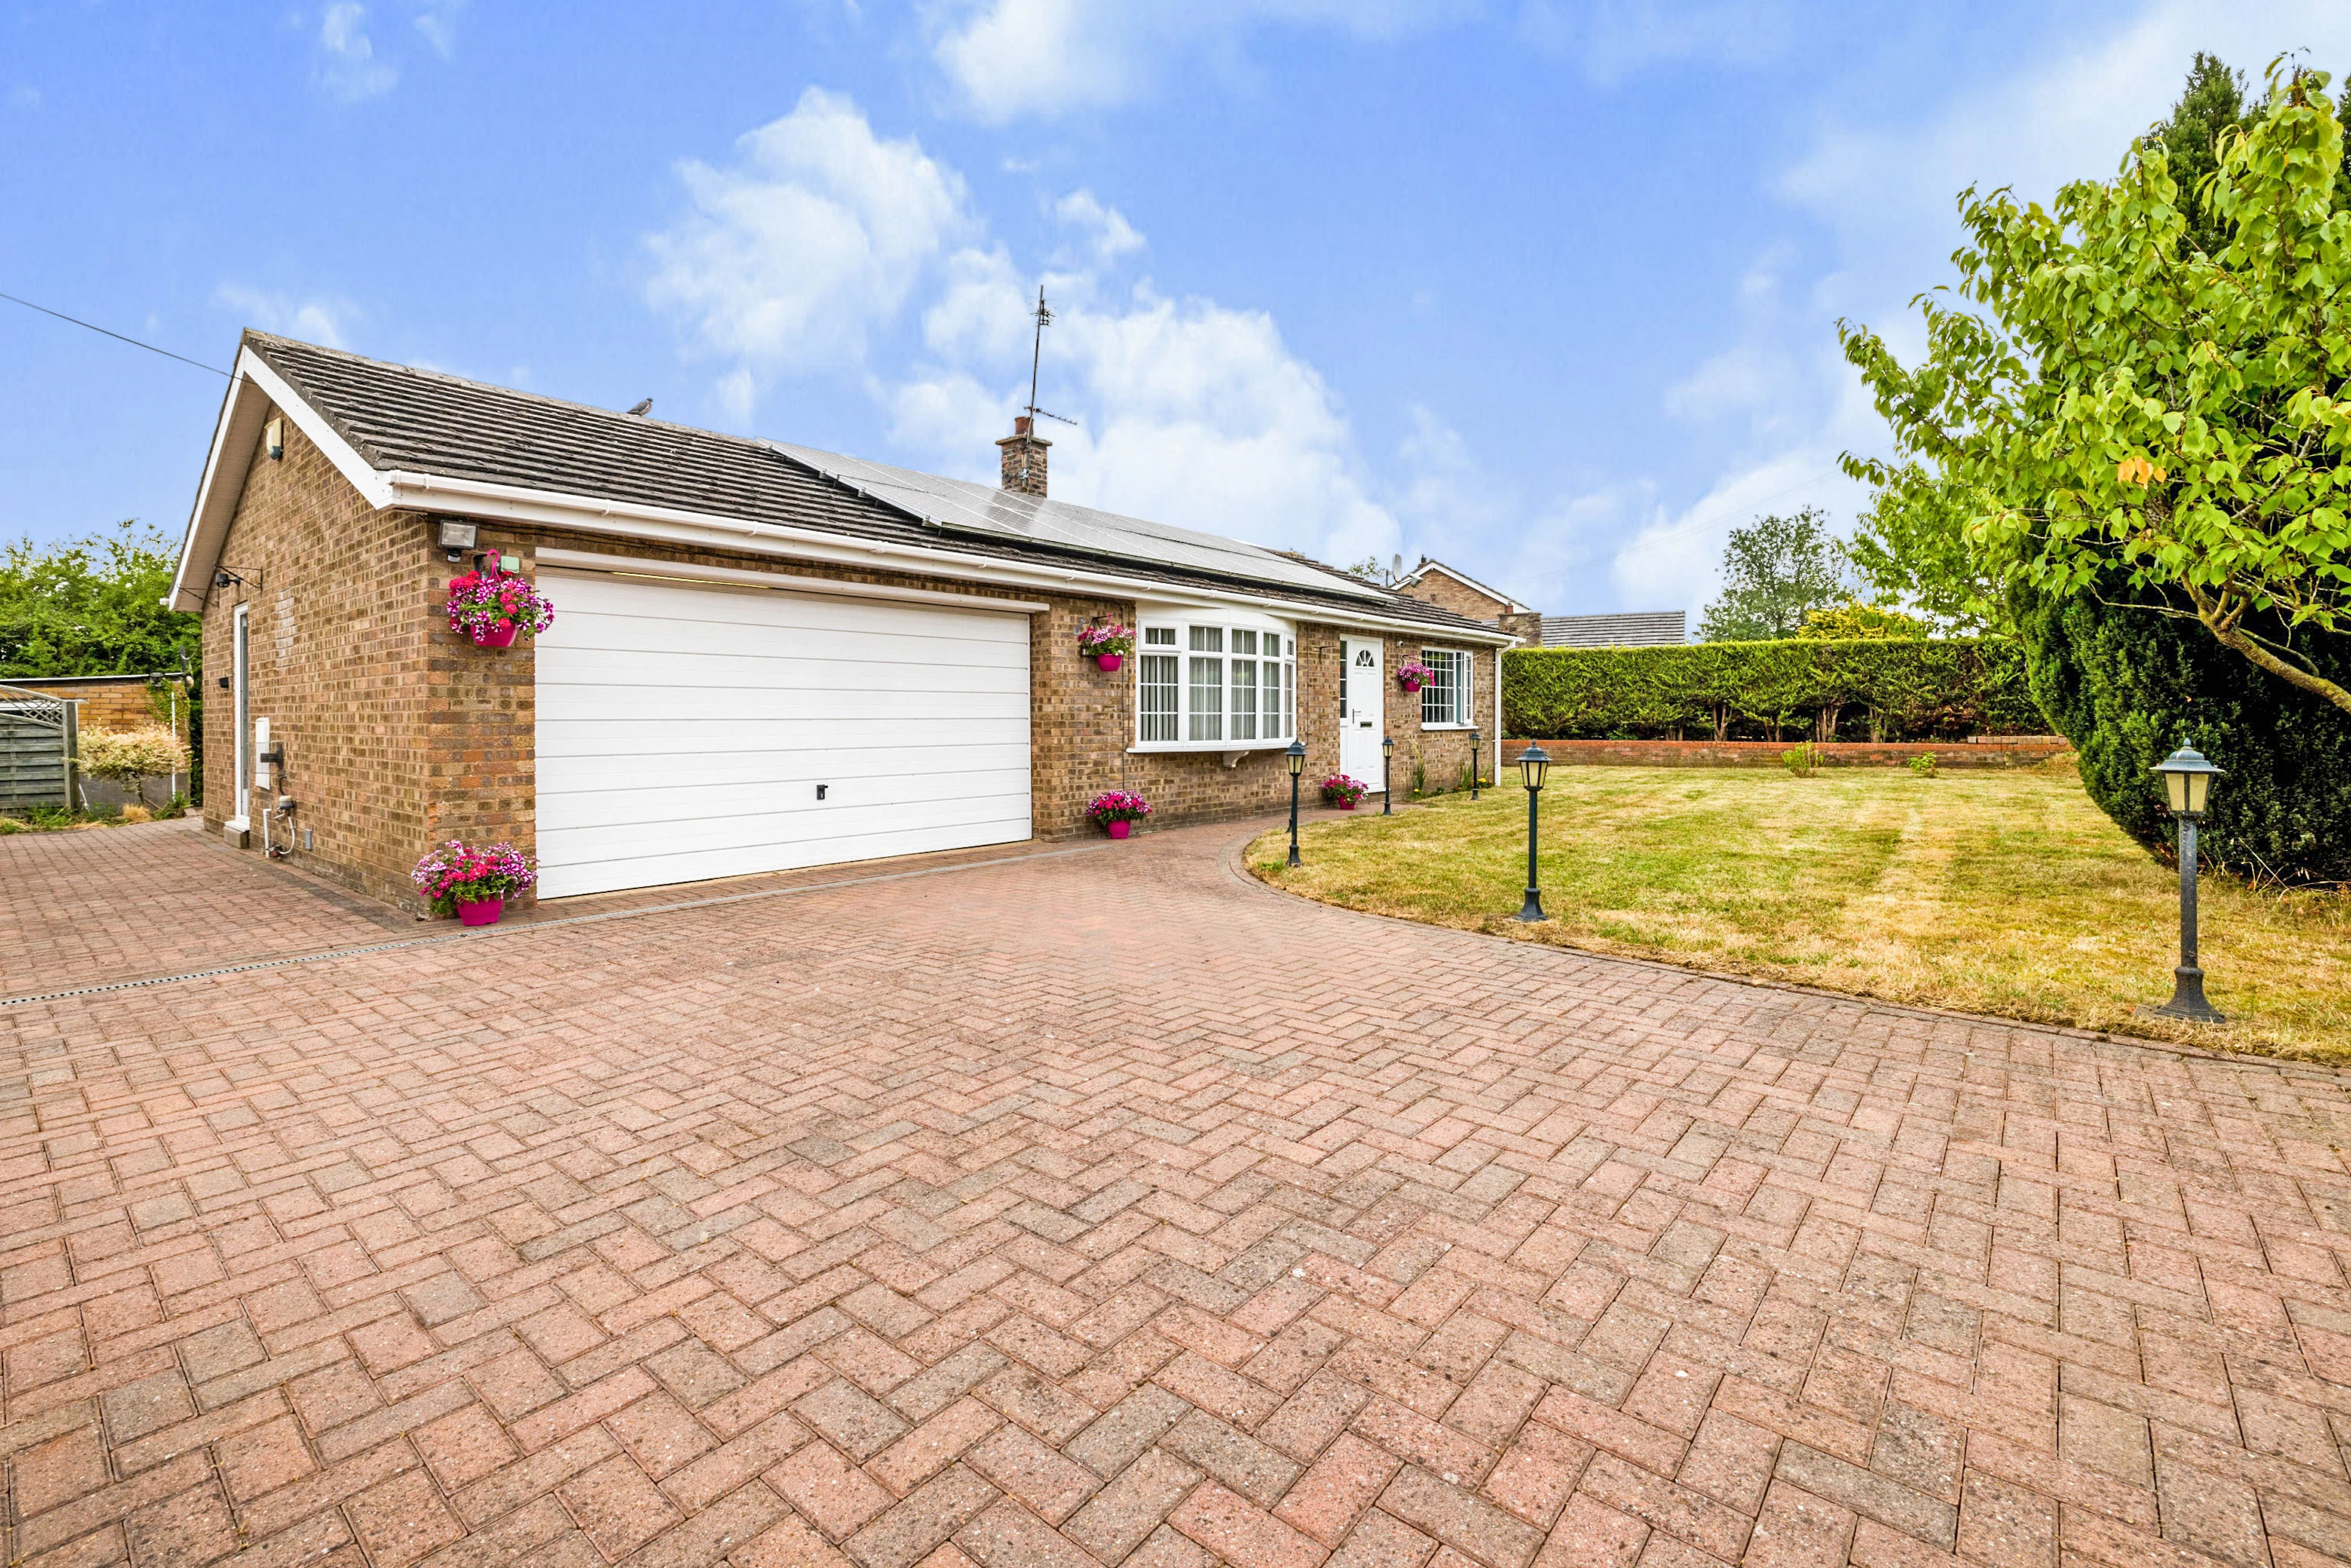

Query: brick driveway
left=6, top=820, right=2351, bottom=1568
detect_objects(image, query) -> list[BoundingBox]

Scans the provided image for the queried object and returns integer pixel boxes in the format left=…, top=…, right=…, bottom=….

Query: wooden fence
left=0, top=685, right=78, bottom=811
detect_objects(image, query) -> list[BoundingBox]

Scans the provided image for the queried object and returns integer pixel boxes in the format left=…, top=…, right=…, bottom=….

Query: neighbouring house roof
left=1393, top=558, right=1532, bottom=615
left=172, top=333, right=1511, bottom=644
left=1539, top=610, right=1688, bottom=648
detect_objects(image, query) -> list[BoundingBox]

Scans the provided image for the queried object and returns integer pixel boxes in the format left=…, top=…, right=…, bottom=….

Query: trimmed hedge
left=1503, top=638, right=2047, bottom=742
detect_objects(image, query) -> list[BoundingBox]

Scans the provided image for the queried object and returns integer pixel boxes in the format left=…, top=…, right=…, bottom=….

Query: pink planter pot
left=1335, top=800, right=1357, bottom=811
left=1397, top=678, right=1422, bottom=694
left=1106, top=819, right=1132, bottom=839
left=457, top=898, right=504, bottom=927
left=1095, top=653, right=1123, bottom=671
left=471, top=621, right=518, bottom=648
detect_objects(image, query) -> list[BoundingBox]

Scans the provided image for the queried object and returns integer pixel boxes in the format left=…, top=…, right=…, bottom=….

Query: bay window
left=1135, top=612, right=1296, bottom=749
left=1420, top=647, right=1474, bottom=727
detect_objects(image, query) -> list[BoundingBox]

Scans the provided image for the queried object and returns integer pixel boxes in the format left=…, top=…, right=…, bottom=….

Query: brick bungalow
left=170, top=334, right=1514, bottom=905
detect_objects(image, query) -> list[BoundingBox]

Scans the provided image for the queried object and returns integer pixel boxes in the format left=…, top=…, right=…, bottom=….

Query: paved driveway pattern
left=6, top=821, right=2351, bottom=1568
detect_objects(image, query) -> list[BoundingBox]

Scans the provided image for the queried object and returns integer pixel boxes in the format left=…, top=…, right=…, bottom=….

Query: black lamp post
left=1515, top=743, right=1550, bottom=922
left=1284, top=740, right=1307, bottom=868
left=1469, top=729, right=1480, bottom=800
left=1381, top=735, right=1394, bottom=815
left=2147, top=741, right=2226, bottom=1024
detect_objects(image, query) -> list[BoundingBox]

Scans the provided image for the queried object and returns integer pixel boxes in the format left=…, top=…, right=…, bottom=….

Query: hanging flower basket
left=446, top=562, right=555, bottom=648
left=1395, top=660, right=1435, bottom=694
left=1079, top=622, right=1134, bottom=671
left=411, top=839, right=538, bottom=923
left=1087, top=790, right=1152, bottom=839
left=1320, top=775, right=1368, bottom=810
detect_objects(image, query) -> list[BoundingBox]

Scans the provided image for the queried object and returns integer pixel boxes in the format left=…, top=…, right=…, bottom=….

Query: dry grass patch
left=1249, top=767, right=2351, bottom=1061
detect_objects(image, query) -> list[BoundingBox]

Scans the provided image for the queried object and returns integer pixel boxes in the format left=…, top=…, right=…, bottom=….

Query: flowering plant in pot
left=1078, top=623, right=1134, bottom=670
left=1394, top=659, right=1435, bottom=694
left=1320, top=774, right=1369, bottom=809
left=411, top=839, right=538, bottom=925
left=1086, top=789, right=1152, bottom=839
left=446, top=565, right=556, bottom=648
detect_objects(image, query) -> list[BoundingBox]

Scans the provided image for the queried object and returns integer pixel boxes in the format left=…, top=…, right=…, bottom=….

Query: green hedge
left=1503, top=638, right=2047, bottom=741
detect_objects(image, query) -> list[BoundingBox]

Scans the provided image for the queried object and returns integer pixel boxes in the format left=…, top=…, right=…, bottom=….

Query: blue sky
left=6, top=1, right=2349, bottom=619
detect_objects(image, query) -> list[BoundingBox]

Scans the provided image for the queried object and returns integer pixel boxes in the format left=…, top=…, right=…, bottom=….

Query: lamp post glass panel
left=1284, top=740, right=1307, bottom=868
left=2148, top=742, right=2226, bottom=1024
left=1381, top=735, right=1394, bottom=814
left=1515, top=744, right=1550, bottom=922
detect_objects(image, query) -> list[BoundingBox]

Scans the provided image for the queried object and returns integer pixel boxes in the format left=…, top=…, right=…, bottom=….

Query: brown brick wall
left=7, top=678, right=190, bottom=737
left=200, top=416, right=538, bottom=905
left=1379, top=635, right=1499, bottom=799
left=197, top=437, right=1498, bottom=899
left=1397, top=570, right=1510, bottom=624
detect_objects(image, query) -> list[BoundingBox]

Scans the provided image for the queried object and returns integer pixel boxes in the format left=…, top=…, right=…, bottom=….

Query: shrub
left=2013, top=580, right=2351, bottom=883
left=1798, top=602, right=1930, bottom=640
left=1909, top=752, right=1938, bottom=778
left=1503, top=637, right=2045, bottom=742
left=1782, top=743, right=1821, bottom=777
left=78, top=726, right=190, bottom=792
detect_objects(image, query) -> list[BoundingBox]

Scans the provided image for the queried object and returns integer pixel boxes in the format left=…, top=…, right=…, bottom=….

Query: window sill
left=1127, top=740, right=1295, bottom=755
left=1419, top=722, right=1477, bottom=732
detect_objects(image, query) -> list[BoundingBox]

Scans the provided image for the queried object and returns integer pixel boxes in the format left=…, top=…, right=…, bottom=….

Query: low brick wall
left=1499, top=737, right=2070, bottom=769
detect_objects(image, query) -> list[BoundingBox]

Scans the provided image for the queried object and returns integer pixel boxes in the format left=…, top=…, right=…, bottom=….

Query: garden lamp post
left=1515, top=743, right=1550, bottom=922
left=1284, top=740, right=1307, bottom=868
left=1469, top=729, right=1480, bottom=800
left=2147, top=741, right=2226, bottom=1024
left=1381, top=735, right=1394, bottom=815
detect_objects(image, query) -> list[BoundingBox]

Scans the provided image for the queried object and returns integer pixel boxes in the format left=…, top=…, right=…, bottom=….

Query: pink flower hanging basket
left=457, top=898, right=504, bottom=927
left=474, top=621, right=518, bottom=649
left=1096, top=653, right=1123, bottom=672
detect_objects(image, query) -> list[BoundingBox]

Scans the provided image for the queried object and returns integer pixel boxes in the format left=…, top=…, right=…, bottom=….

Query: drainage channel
left=2, top=840, right=1114, bottom=1008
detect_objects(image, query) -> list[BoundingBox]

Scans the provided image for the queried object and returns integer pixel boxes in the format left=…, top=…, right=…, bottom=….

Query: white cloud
left=211, top=286, right=360, bottom=350
left=1054, top=190, right=1146, bottom=264
left=644, top=88, right=972, bottom=408
left=1518, top=0, right=1790, bottom=84
left=8, top=85, right=40, bottom=112
left=929, top=0, right=1474, bottom=122
left=317, top=3, right=397, bottom=101
left=414, top=0, right=465, bottom=58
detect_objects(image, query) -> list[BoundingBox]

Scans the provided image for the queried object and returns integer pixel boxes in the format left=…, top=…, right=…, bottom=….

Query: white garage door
left=534, top=569, right=1032, bottom=899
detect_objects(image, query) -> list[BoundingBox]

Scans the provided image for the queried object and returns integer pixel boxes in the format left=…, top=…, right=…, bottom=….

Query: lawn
left=1248, top=765, right=2351, bottom=1061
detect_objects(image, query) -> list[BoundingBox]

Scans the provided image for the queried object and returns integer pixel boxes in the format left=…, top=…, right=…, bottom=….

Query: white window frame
left=1131, top=607, right=1298, bottom=753
left=1419, top=646, right=1475, bottom=729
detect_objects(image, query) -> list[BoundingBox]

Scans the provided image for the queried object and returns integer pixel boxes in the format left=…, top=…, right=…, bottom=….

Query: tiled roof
left=1537, top=610, right=1688, bottom=648
left=246, top=333, right=1503, bottom=637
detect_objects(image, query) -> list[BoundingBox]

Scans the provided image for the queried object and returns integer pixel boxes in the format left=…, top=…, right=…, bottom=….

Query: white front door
left=1340, top=637, right=1384, bottom=792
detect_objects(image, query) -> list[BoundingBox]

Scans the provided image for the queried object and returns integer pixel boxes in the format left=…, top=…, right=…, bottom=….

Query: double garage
left=531, top=560, right=1037, bottom=899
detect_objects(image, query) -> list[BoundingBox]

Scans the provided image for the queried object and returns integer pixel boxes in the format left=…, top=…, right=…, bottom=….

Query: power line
left=0, top=290, right=230, bottom=377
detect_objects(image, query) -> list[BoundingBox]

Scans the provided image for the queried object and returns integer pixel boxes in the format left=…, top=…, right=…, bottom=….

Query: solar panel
left=767, top=442, right=1387, bottom=603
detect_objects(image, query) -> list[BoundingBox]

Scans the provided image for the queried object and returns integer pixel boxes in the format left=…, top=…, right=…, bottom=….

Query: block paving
left=6, top=816, right=2351, bottom=1568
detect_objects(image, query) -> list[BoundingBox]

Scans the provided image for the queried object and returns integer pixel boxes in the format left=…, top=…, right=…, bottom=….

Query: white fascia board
left=169, top=347, right=398, bottom=612
left=534, top=547, right=1049, bottom=613
left=383, top=471, right=1515, bottom=645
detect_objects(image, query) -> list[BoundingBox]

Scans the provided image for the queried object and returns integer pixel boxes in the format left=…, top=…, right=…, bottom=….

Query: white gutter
left=534, top=547, right=1049, bottom=613
left=383, top=471, right=1515, bottom=645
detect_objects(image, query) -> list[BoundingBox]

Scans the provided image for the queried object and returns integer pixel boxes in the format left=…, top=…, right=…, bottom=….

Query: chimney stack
left=997, top=415, right=1050, bottom=497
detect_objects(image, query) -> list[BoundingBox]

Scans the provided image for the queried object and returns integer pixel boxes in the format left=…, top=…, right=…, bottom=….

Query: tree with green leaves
left=1697, top=508, right=1851, bottom=642
left=0, top=520, right=197, bottom=679
left=1838, top=58, right=2351, bottom=880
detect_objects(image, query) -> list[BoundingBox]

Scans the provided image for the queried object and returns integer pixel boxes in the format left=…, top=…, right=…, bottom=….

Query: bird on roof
left=626, top=398, right=653, bottom=416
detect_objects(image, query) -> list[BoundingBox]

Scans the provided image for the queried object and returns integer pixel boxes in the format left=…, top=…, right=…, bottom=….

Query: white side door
left=1340, top=637, right=1384, bottom=790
